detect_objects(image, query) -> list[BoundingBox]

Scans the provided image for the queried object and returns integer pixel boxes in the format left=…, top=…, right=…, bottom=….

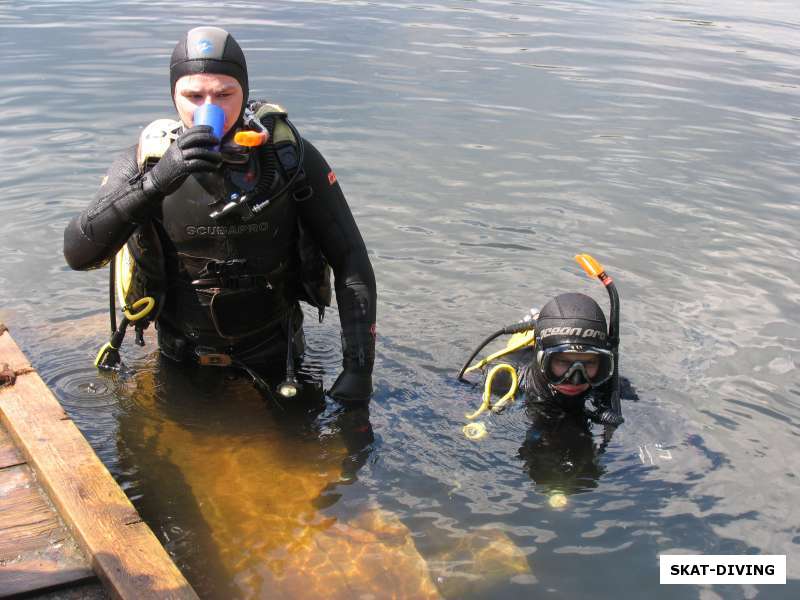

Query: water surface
left=1, top=1, right=798, bottom=598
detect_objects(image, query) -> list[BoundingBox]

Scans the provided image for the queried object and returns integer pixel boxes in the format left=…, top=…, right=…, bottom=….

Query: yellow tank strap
left=465, top=363, right=518, bottom=420
left=114, top=244, right=134, bottom=308
left=253, top=102, right=288, bottom=118
left=507, top=329, right=536, bottom=349
left=136, top=118, right=181, bottom=170
left=463, top=329, right=535, bottom=376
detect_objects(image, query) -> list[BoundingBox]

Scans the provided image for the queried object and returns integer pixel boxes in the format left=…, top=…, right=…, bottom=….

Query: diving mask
left=536, top=344, right=614, bottom=387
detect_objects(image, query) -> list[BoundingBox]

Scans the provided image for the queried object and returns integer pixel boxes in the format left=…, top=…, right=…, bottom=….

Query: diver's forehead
left=175, top=73, right=241, bottom=94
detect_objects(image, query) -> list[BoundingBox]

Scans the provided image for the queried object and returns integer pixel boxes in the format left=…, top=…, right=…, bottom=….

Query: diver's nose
left=568, top=368, right=587, bottom=385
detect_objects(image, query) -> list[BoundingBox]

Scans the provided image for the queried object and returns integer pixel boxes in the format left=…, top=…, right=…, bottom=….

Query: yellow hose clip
left=465, top=363, right=518, bottom=420
left=122, top=296, right=155, bottom=322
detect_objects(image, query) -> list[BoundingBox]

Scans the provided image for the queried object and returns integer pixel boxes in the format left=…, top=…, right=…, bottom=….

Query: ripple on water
left=43, top=355, right=116, bottom=411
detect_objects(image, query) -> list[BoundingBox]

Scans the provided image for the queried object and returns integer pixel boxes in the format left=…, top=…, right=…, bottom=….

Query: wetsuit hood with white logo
left=169, top=26, right=249, bottom=119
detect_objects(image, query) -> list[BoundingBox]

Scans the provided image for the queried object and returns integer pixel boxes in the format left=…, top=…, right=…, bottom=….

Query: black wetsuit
left=64, top=124, right=376, bottom=402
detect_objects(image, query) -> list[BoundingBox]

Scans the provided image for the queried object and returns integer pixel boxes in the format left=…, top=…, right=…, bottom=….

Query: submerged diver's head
left=533, top=292, right=614, bottom=403
left=170, top=27, right=249, bottom=136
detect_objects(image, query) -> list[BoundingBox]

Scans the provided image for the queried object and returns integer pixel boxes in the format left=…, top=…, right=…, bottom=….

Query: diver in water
left=459, top=254, right=626, bottom=425
left=459, top=255, right=634, bottom=493
left=512, top=293, right=640, bottom=492
left=516, top=292, right=619, bottom=420
left=63, top=27, right=376, bottom=405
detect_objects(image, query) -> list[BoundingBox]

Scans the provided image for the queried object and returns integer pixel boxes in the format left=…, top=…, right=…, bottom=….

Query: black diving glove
left=328, top=329, right=375, bottom=406
left=143, top=125, right=222, bottom=197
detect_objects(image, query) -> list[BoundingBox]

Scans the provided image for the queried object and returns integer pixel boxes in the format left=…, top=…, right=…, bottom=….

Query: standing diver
left=63, top=26, right=376, bottom=405
left=459, top=254, right=625, bottom=426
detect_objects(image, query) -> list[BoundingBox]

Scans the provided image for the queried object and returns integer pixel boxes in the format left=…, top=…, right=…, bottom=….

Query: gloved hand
left=327, top=328, right=375, bottom=405
left=144, top=125, right=222, bottom=197
left=328, top=368, right=372, bottom=406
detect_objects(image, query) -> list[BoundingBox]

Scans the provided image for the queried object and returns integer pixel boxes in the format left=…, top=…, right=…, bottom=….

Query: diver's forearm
left=63, top=146, right=164, bottom=271
left=335, top=273, right=377, bottom=371
left=296, top=137, right=377, bottom=368
left=63, top=177, right=161, bottom=270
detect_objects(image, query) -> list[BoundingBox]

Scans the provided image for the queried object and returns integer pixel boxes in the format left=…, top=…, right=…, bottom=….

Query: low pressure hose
left=457, top=320, right=534, bottom=382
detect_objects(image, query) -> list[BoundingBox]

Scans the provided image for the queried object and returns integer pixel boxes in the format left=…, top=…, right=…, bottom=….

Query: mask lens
left=541, top=348, right=613, bottom=387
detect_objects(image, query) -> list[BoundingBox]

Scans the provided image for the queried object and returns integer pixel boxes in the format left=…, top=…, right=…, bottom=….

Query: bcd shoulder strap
left=250, top=101, right=331, bottom=318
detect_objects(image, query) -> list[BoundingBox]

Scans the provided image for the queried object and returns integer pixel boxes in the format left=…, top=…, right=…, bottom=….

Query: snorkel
left=574, top=254, right=623, bottom=425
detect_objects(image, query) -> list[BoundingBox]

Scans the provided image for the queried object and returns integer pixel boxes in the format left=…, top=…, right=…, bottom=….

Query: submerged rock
left=426, top=527, right=532, bottom=598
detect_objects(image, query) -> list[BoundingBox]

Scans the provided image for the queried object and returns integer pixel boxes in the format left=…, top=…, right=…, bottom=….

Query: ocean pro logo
left=539, top=326, right=607, bottom=341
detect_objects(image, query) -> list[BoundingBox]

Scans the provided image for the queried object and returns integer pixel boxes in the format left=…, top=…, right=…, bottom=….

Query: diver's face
left=174, top=73, right=243, bottom=136
left=550, top=352, right=599, bottom=396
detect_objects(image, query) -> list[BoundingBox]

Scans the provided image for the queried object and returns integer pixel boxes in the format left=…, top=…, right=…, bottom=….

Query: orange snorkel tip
left=234, top=130, right=268, bottom=147
left=575, top=253, right=612, bottom=286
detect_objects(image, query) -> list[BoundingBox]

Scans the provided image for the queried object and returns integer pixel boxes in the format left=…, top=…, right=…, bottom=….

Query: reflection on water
left=115, top=356, right=529, bottom=598
left=2, top=0, right=800, bottom=597
left=515, top=378, right=640, bottom=496
left=518, top=406, right=610, bottom=496
left=116, top=357, right=377, bottom=598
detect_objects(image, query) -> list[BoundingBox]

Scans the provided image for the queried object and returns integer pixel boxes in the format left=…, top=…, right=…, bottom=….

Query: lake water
left=1, top=1, right=798, bottom=598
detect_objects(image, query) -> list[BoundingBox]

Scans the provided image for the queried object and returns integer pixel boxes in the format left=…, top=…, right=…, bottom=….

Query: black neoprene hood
left=169, top=27, right=249, bottom=107
left=536, top=292, right=609, bottom=350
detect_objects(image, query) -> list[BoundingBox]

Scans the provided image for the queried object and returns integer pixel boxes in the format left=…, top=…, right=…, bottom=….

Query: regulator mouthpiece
left=234, top=129, right=268, bottom=147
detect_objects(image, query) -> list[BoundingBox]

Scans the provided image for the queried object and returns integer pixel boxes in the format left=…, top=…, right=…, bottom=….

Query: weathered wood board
left=0, top=327, right=197, bottom=599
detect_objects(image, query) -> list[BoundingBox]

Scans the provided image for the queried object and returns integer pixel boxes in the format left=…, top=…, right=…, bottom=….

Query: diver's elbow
left=63, top=215, right=105, bottom=271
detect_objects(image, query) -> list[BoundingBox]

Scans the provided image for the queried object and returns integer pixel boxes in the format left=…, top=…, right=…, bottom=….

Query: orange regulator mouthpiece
left=234, top=130, right=268, bottom=147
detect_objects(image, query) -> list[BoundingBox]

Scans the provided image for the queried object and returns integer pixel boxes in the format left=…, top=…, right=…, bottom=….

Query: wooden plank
left=0, top=561, right=95, bottom=599
left=0, top=422, right=23, bottom=468
left=28, top=580, right=108, bottom=599
left=0, top=464, right=96, bottom=597
left=0, top=464, right=64, bottom=555
left=0, top=330, right=198, bottom=600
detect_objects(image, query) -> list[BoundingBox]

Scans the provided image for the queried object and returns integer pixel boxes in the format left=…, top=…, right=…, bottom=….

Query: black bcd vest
left=115, top=102, right=331, bottom=349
